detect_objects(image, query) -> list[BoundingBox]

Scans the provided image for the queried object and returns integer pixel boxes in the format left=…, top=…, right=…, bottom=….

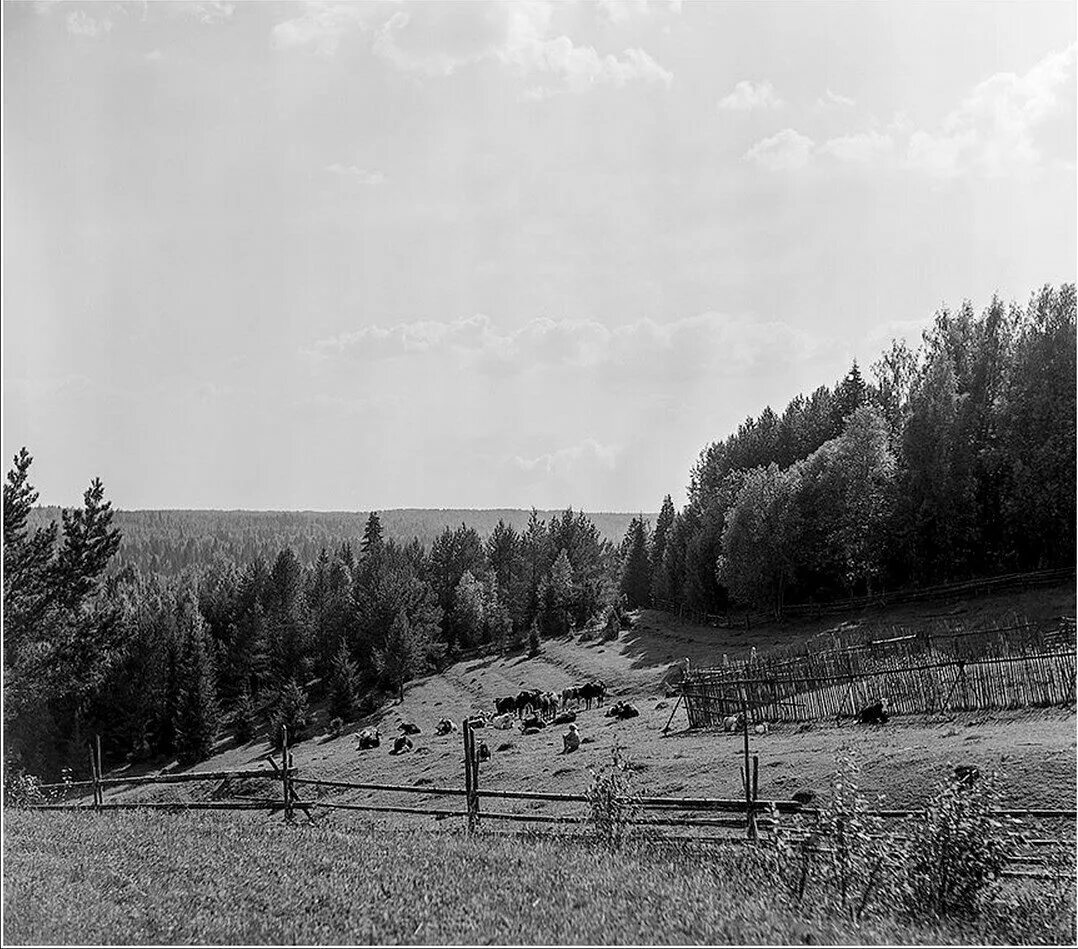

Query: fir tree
left=173, top=598, right=220, bottom=763
left=650, top=495, right=676, bottom=603
left=232, top=684, right=259, bottom=744
left=618, top=517, right=651, bottom=609
left=269, top=677, right=310, bottom=747
left=328, top=640, right=361, bottom=722
left=375, top=610, right=420, bottom=702
left=362, top=512, right=384, bottom=557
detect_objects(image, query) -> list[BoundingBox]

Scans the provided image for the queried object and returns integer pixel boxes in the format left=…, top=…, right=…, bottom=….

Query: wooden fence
left=23, top=722, right=1076, bottom=881
left=681, top=617, right=1077, bottom=726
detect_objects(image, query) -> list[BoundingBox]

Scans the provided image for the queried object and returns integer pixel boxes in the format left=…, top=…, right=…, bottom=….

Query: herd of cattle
left=352, top=679, right=636, bottom=757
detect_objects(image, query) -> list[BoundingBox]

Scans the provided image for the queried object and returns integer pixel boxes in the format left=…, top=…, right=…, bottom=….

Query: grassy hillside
left=4, top=810, right=1072, bottom=946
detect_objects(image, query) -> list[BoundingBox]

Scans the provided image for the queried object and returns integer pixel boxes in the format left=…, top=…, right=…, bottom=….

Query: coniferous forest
left=4, top=284, right=1074, bottom=779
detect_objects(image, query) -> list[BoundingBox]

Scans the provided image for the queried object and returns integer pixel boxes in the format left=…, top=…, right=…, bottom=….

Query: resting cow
left=495, top=696, right=517, bottom=716
left=399, top=722, right=422, bottom=735
left=434, top=719, right=457, bottom=736
left=491, top=713, right=514, bottom=730
left=857, top=700, right=889, bottom=725
left=605, top=701, right=639, bottom=720
left=553, top=710, right=577, bottom=726
left=357, top=727, right=381, bottom=750
left=391, top=736, right=413, bottom=755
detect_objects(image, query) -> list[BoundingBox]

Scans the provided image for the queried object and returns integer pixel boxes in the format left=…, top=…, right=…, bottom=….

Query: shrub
left=902, top=769, right=1014, bottom=918
left=527, top=623, right=541, bottom=658
left=328, top=717, right=344, bottom=739
left=584, top=740, right=643, bottom=850
left=3, top=768, right=44, bottom=808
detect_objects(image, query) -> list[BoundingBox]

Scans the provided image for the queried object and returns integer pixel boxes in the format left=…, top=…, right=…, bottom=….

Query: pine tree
left=328, top=640, right=360, bottom=722
left=173, top=598, right=220, bottom=763
left=232, top=684, right=259, bottom=744
left=539, top=548, right=573, bottom=637
left=650, top=495, right=676, bottom=603
left=362, top=512, right=384, bottom=557
left=618, top=517, right=651, bottom=609
left=269, top=677, right=310, bottom=747
left=375, top=610, right=419, bottom=702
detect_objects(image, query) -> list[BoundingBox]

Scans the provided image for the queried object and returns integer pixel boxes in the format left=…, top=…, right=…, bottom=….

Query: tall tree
left=649, top=495, right=676, bottom=604
left=618, top=517, right=651, bottom=609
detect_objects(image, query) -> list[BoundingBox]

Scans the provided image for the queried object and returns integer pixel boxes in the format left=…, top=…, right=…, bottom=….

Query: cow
left=722, top=713, right=744, bottom=733
left=491, top=713, right=514, bottom=730
left=515, top=690, right=539, bottom=718
left=579, top=680, right=607, bottom=710
left=495, top=696, right=517, bottom=716
left=477, top=741, right=491, bottom=763
left=399, top=722, right=422, bottom=735
left=857, top=700, right=889, bottom=725
left=553, top=710, right=577, bottom=726
left=520, top=714, right=547, bottom=732
left=560, top=686, right=580, bottom=710
left=357, top=727, right=381, bottom=750
left=391, top=735, right=413, bottom=755
left=754, top=722, right=769, bottom=735
left=540, top=692, right=560, bottom=720
left=605, top=701, right=639, bottom=720
left=563, top=723, right=580, bottom=754
left=434, top=719, right=457, bottom=736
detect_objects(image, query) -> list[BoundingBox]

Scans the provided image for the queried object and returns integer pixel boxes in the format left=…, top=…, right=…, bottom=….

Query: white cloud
left=905, top=42, right=1076, bottom=178
left=718, top=80, right=783, bottom=112
left=743, top=128, right=814, bottom=171
left=274, top=1, right=672, bottom=94
left=65, top=10, right=112, bottom=37
left=307, top=311, right=826, bottom=381
left=816, top=88, right=856, bottom=109
left=326, top=164, right=386, bottom=184
left=596, top=0, right=683, bottom=25
left=821, top=129, right=894, bottom=163
left=511, top=439, right=620, bottom=478
left=192, top=2, right=235, bottom=26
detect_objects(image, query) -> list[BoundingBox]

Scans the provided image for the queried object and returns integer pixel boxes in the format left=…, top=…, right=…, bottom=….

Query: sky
left=3, top=1, right=1075, bottom=513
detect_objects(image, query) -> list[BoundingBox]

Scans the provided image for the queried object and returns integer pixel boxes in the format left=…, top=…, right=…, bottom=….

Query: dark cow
left=495, top=696, right=517, bottom=716
left=579, top=680, right=607, bottom=710
left=605, top=701, right=639, bottom=720
left=553, top=710, right=577, bottom=726
left=857, top=700, right=889, bottom=725
left=477, top=741, right=491, bottom=762
left=434, top=719, right=457, bottom=736
left=391, top=736, right=413, bottom=755
left=399, top=722, right=422, bottom=735
left=520, top=714, right=547, bottom=732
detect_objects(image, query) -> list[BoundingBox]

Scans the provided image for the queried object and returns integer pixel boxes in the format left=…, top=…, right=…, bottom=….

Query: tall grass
left=4, top=809, right=1073, bottom=946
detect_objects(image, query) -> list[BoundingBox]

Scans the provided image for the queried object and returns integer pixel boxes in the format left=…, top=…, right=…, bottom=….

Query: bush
left=902, top=769, right=1014, bottom=918
left=328, top=717, right=344, bottom=739
left=527, top=623, right=541, bottom=658
left=3, top=768, right=45, bottom=808
left=584, top=740, right=644, bottom=850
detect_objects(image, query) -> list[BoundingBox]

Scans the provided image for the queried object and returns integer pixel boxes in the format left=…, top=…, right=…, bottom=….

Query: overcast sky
left=3, top=1, right=1075, bottom=512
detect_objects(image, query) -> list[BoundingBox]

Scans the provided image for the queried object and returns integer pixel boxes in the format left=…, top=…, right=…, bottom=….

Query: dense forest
left=4, top=284, right=1074, bottom=780
left=25, top=508, right=641, bottom=576
left=636, top=284, right=1077, bottom=618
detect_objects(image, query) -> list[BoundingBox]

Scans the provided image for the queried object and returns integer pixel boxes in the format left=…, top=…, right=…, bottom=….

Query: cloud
left=816, top=88, right=856, bottom=109
left=307, top=311, right=827, bottom=381
left=511, top=439, right=620, bottom=478
left=65, top=10, right=112, bottom=37
left=905, top=42, right=1076, bottom=178
left=596, top=0, right=683, bottom=25
left=191, top=2, right=235, bottom=25
left=718, top=80, right=783, bottom=112
left=820, top=129, right=894, bottom=163
left=743, top=128, right=814, bottom=171
left=273, top=1, right=673, bottom=95
left=326, top=164, right=386, bottom=184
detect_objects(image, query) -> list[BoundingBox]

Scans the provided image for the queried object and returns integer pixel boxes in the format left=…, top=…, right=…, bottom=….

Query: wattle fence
left=680, top=618, right=1077, bottom=726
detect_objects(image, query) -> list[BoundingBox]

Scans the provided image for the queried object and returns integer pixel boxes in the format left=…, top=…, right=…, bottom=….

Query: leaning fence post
left=281, top=726, right=292, bottom=821
left=739, top=683, right=757, bottom=841
left=95, top=735, right=104, bottom=810
left=462, top=719, right=474, bottom=834
left=88, top=741, right=100, bottom=812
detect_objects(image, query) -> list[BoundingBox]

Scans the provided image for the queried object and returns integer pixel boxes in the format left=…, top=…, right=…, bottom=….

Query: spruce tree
left=362, top=512, right=384, bottom=557
left=375, top=610, right=419, bottom=702
left=232, top=684, right=259, bottom=744
left=618, top=517, right=651, bottom=609
left=174, top=600, right=220, bottom=763
left=328, top=640, right=360, bottom=722
left=650, top=495, right=676, bottom=603
left=269, top=677, right=310, bottom=747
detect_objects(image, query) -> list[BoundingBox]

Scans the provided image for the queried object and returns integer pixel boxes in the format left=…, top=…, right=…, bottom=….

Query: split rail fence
left=24, top=722, right=1076, bottom=881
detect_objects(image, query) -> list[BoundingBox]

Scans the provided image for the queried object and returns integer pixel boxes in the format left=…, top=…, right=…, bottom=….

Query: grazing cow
left=391, top=736, right=413, bottom=755
left=516, top=690, right=540, bottom=718
left=580, top=680, right=607, bottom=710
left=495, top=696, right=517, bottom=716
left=857, top=700, right=889, bottom=725
left=605, top=701, right=639, bottom=720
left=491, top=713, right=514, bottom=730
left=541, top=692, right=560, bottom=721
left=553, top=710, right=577, bottom=726
left=560, top=686, right=580, bottom=710
left=399, top=722, right=421, bottom=735
left=563, top=723, right=580, bottom=754
left=357, top=727, right=381, bottom=750
left=434, top=719, right=457, bottom=736
left=477, top=741, right=491, bottom=763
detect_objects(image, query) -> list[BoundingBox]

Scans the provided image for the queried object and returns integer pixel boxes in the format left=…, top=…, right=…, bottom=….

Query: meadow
left=4, top=809, right=1073, bottom=946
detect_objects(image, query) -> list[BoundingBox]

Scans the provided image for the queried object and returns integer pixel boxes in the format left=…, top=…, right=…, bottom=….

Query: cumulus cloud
left=743, top=128, right=814, bottom=171
left=273, top=1, right=672, bottom=94
left=820, top=129, right=894, bottom=163
left=66, top=10, right=112, bottom=37
left=718, top=80, right=783, bottom=112
left=308, top=311, right=826, bottom=380
left=905, top=42, right=1076, bottom=178
left=816, top=88, right=856, bottom=109
left=511, top=439, right=620, bottom=478
left=326, top=164, right=386, bottom=184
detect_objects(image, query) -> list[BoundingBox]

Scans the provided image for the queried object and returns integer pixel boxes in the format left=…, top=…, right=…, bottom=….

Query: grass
left=4, top=810, right=1074, bottom=946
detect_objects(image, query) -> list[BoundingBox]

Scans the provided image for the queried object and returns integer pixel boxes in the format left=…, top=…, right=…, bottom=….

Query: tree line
left=5, top=455, right=625, bottom=777
left=616, top=284, right=1076, bottom=618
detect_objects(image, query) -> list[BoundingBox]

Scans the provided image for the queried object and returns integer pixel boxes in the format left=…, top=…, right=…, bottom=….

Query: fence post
left=281, top=726, right=292, bottom=821
left=95, top=735, right=104, bottom=810
left=462, top=719, right=474, bottom=834
left=88, top=740, right=100, bottom=812
left=739, top=684, right=757, bottom=841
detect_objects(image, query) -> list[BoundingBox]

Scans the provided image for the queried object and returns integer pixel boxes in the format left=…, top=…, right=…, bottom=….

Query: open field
left=4, top=810, right=1074, bottom=946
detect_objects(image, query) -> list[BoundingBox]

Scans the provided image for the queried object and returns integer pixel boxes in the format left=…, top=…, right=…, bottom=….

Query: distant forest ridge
left=26, top=507, right=650, bottom=575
